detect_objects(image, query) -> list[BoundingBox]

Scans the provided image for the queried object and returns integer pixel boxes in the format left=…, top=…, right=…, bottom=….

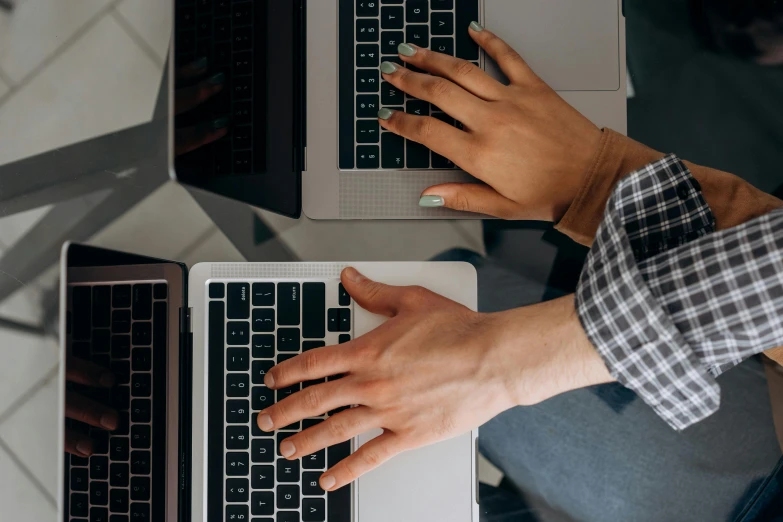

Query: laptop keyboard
left=339, top=0, right=481, bottom=170
left=66, top=282, right=168, bottom=522
left=208, top=280, right=352, bottom=522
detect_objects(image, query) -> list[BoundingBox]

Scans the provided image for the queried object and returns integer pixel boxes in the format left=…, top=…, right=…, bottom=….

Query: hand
left=256, top=268, right=612, bottom=492
left=175, top=57, right=229, bottom=156
left=378, top=24, right=603, bottom=221
left=65, top=357, right=117, bottom=457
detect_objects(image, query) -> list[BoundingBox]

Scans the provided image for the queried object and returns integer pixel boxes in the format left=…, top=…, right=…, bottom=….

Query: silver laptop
left=58, top=243, right=479, bottom=522
left=170, top=0, right=626, bottom=220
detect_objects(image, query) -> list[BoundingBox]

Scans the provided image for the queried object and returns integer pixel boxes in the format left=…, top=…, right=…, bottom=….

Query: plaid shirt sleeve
left=575, top=155, right=783, bottom=430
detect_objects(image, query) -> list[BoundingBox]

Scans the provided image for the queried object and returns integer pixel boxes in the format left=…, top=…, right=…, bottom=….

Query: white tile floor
left=0, top=1, right=488, bottom=519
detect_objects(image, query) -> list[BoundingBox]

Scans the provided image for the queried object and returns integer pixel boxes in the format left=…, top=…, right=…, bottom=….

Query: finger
left=380, top=61, right=486, bottom=124
left=175, top=57, right=209, bottom=82
left=175, top=73, right=225, bottom=115
left=257, top=380, right=356, bottom=433
left=420, top=183, right=528, bottom=219
left=66, top=356, right=114, bottom=388
left=264, top=346, right=355, bottom=391
left=278, top=407, right=377, bottom=461
left=377, top=110, right=473, bottom=169
left=65, top=428, right=94, bottom=457
left=320, top=431, right=401, bottom=491
left=469, top=24, right=540, bottom=85
left=340, top=267, right=412, bottom=317
left=396, top=43, right=505, bottom=100
left=174, top=118, right=229, bottom=156
left=66, top=392, right=119, bottom=431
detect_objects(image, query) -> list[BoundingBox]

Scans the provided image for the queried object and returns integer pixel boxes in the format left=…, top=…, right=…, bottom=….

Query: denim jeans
left=434, top=249, right=783, bottom=522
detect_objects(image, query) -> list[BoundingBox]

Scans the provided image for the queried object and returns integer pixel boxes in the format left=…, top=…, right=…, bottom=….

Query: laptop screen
left=172, top=0, right=304, bottom=218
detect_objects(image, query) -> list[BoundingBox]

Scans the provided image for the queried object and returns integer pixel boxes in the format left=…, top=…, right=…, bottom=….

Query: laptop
left=170, top=0, right=627, bottom=219
left=58, top=243, right=479, bottom=522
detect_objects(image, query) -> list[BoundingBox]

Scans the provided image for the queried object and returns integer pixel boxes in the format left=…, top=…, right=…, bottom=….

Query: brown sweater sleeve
left=554, top=128, right=783, bottom=367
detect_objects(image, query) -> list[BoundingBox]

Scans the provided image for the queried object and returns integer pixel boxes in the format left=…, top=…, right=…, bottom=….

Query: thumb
left=419, top=183, right=527, bottom=219
left=341, top=267, right=405, bottom=317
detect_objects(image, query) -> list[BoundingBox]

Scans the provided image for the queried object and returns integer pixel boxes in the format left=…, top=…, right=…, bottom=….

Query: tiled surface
left=115, top=0, right=173, bottom=65
left=0, top=443, right=56, bottom=520
left=0, top=72, right=9, bottom=98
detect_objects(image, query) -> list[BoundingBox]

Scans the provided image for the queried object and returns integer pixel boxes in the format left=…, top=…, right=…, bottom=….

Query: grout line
left=174, top=225, right=219, bottom=263
left=0, top=365, right=58, bottom=427
left=0, top=65, right=14, bottom=89
left=0, top=436, right=57, bottom=508
left=111, top=8, right=166, bottom=69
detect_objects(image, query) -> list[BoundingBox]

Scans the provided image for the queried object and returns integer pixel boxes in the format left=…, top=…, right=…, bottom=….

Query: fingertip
left=76, top=440, right=93, bottom=457
left=342, top=267, right=366, bottom=284
left=257, top=413, right=274, bottom=432
left=320, top=474, right=336, bottom=491
left=263, top=372, right=276, bottom=389
left=99, top=372, right=115, bottom=388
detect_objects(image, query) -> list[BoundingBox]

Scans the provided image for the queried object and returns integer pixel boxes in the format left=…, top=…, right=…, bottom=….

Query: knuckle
left=327, top=417, right=348, bottom=440
left=453, top=192, right=472, bottom=212
left=303, top=387, right=323, bottom=412
left=452, top=59, right=475, bottom=79
left=414, top=117, right=435, bottom=141
left=424, top=78, right=452, bottom=98
left=302, top=351, right=321, bottom=376
left=360, top=447, right=384, bottom=468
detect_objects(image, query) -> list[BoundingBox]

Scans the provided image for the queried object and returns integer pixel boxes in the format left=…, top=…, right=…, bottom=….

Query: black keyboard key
left=252, top=336, right=275, bottom=359
left=339, top=0, right=355, bottom=169
left=227, top=283, right=251, bottom=319
left=93, top=329, right=110, bottom=353
left=382, top=0, right=403, bottom=2
left=407, top=0, right=429, bottom=22
left=233, top=126, right=252, bottom=149
left=356, top=0, right=379, bottom=16
left=303, top=341, right=326, bottom=351
left=277, top=328, right=300, bottom=352
left=278, top=353, right=298, bottom=365
left=111, top=335, right=131, bottom=359
left=130, top=503, right=149, bottom=521
left=215, top=0, right=231, bottom=15
left=432, top=149, right=456, bottom=169
left=338, top=284, right=351, bottom=306
left=112, top=285, right=131, bottom=308
left=226, top=478, right=249, bottom=502
left=456, top=0, right=480, bottom=60
left=276, top=383, right=301, bottom=406
left=72, top=341, right=91, bottom=359
left=227, top=373, right=250, bottom=397
left=302, top=283, right=326, bottom=340
left=112, top=310, right=131, bottom=334
left=252, top=386, right=275, bottom=410
left=209, top=283, right=225, bottom=299
left=380, top=131, right=405, bottom=168
left=252, top=309, right=275, bottom=333
left=432, top=11, right=454, bottom=35
left=130, top=450, right=150, bottom=475
left=71, top=454, right=89, bottom=467
left=251, top=491, right=274, bottom=516
left=226, top=504, right=249, bottom=521
left=153, top=283, right=167, bottom=299
left=72, top=287, right=92, bottom=340
left=92, top=429, right=110, bottom=454
left=328, top=441, right=352, bottom=468
left=327, top=309, right=340, bottom=332
left=357, top=94, right=380, bottom=118
left=251, top=465, right=274, bottom=490
left=252, top=283, right=274, bottom=306
left=278, top=512, right=300, bottom=522
left=226, top=399, right=250, bottom=423
left=381, top=30, right=404, bottom=55
left=357, top=70, right=380, bottom=93
left=380, top=80, right=404, bottom=107
left=227, top=321, right=250, bottom=345
left=233, top=1, right=252, bottom=24
left=132, top=285, right=152, bottom=320
left=132, top=347, right=152, bottom=371
left=130, top=425, right=151, bottom=449
left=432, top=36, right=454, bottom=55
left=110, top=463, right=129, bottom=487
left=131, top=399, right=151, bottom=422
left=71, top=467, right=89, bottom=491
left=277, top=459, right=300, bottom=483
left=110, top=489, right=129, bottom=514
left=112, top=385, right=130, bottom=410
left=91, top=456, right=109, bottom=480
left=226, top=452, right=249, bottom=476
left=116, top=410, right=130, bottom=436
left=227, top=347, right=250, bottom=371
left=303, top=498, right=326, bottom=522
left=131, top=374, right=151, bottom=397
left=406, top=24, right=430, bottom=48
left=356, top=44, right=380, bottom=67
left=381, top=6, right=404, bottom=28
left=357, top=146, right=380, bottom=169
left=233, top=101, right=253, bottom=124
left=339, top=309, right=351, bottom=332
left=233, top=25, right=252, bottom=50
left=302, top=450, right=326, bottom=470
left=90, top=481, right=109, bottom=506
left=226, top=426, right=250, bottom=450
left=357, top=120, right=380, bottom=144
left=339, top=334, right=352, bottom=344
left=92, top=286, right=111, bottom=327
left=277, top=283, right=300, bottom=326
left=233, top=76, right=252, bottom=99
left=91, top=507, right=109, bottom=522
left=406, top=100, right=429, bottom=116
left=252, top=439, right=275, bottom=463
left=432, top=0, right=454, bottom=9
left=252, top=360, right=274, bottom=384
left=303, top=472, right=326, bottom=497
left=130, top=477, right=150, bottom=501
left=356, top=19, right=379, bottom=42
left=93, top=354, right=111, bottom=373
left=110, top=437, right=129, bottom=461
left=277, top=485, right=300, bottom=509
left=71, top=492, right=89, bottom=517
left=233, top=150, right=252, bottom=173
left=407, top=140, right=430, bottom=168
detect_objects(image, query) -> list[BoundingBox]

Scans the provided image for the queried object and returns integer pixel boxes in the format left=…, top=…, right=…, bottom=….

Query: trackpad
left=484, top=0, right=620, bottom=91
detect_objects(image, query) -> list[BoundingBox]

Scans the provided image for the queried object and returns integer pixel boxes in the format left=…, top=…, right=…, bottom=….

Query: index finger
left=469, top=24, right=541, bottom=86
left=265, top=345, right=355, bottom=390
left=66, top=356, right=115, bottom=388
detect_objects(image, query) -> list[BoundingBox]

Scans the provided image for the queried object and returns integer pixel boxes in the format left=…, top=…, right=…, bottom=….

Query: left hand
left=256, top=267, right=612, bottom=492
left=174, top=58, right=229, bottom=156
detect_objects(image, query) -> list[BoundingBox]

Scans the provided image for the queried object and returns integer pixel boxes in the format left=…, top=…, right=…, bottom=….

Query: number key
left=356, top=44, right=379, bottom=67
left=356, top=94, right=380, bottom=118
left=356, top=0, right=379, bottom=17
left=357, top=69, right=380, bottom=93
left=357, top=146, right=380, bottom=169
left=357, top=120, right=380, bottom=143
left=356, top=19, right=379, bottom=42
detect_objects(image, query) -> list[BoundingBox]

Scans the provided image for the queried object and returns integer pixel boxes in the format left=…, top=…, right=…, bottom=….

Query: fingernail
left=380, top=61, right=399, bottom=75
left=470, top=21, right=484, bottom=32
left=99, top=372, right=115, bottom=388
left=76, top=441, right=93, bottom=457
left=207, top=72, right=225, bottom=85
left=264, top=373, right=275, bottom=388
left=398, top=43, right=417, bottom=57
left=100, top=412, right=118, bottom=430
left=343, top=267, right=366, bottom=283
left=321, top=475, right=336, bottom=491
left=212, top=117, right=229, bottom=130
left=258, top=413, right=274, bottom=432
left=280, top=440, right=296, bottom=458
left=377, top=108, right=395, bottom=121
left=419, top=195, right=445, bottom=207
left=191, top=56, right=208, bottom=70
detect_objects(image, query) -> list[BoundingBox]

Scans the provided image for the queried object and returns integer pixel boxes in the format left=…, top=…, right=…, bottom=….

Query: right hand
left=379, top=24, right=603, bottom=221
left=65, top=357, right=117, bottom=457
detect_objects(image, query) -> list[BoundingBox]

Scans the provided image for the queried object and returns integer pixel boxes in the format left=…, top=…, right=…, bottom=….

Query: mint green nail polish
left=207, top=72, right=225, bottom=85
left=398, top=43, right=417, bottom=57
left=381, top=61, right=399, bottom=74
left=378, top=108, right=395, bottom=120
left=212, top=117, right=230, bottom=130
left=419, top=196, right=445, bottom=208
left=470, top=21, right=484, bottom=32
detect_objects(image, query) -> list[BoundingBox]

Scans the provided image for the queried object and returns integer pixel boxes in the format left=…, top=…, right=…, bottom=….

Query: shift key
left=277, top=283, right=300, bottom=326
